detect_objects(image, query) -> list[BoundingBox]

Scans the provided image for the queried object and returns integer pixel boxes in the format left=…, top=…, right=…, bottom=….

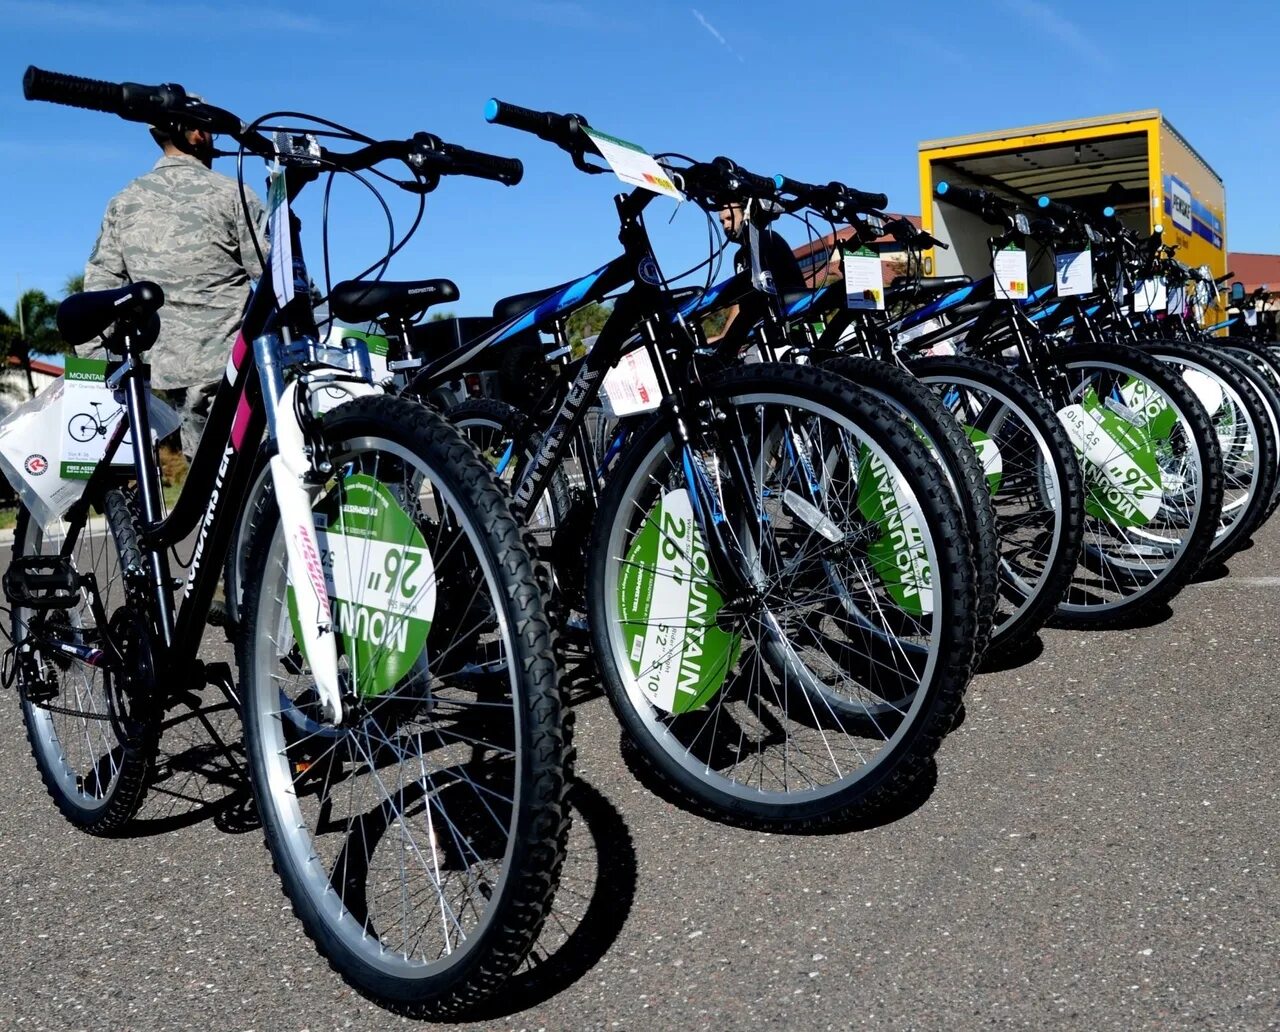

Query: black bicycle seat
left=329, top=278, right=459, bottom=323
left=491, top=277, right=579, bottom=323
left=57, top=282, right=164, bottom=348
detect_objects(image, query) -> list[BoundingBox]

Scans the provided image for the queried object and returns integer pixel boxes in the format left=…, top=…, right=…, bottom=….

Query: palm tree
left=0, top=287, right=74, bottom=398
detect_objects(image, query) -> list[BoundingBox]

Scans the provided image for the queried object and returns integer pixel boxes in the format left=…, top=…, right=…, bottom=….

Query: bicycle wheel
left=1141, top=342, right=1277, bottom=562
left=910, top=354, right=1084, bottom=655
left=238, top=395, right=570, bottom=1015
left=823, top=354, right=998, bottom=662
left=67, top=413, right=97, bottom=442
left=1052, top=344, right=1223, bottom=626
left=11, top=489, right=160, bottom=833
left=586, top=362, right=976, bottom=830
left=446, top=397, right=574, bottom=543
left=1217, top=342, right=1280, bottom=520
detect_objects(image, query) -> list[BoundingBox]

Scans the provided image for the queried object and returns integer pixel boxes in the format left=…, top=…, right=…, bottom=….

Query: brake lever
left=395, top=176, right=440, bottom=195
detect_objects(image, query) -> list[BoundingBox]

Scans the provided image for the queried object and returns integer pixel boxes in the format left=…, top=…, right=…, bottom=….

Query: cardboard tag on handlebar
left=582, top=128, right=684, bottom=201
left=1054, top=248, right=1093, bottom=297
left=993, top=244, right=1028, bottom=301
left=843, top=246, right=885, bottom=310
left=1134, top=279, right=1167, bottom=314
left=267, top=169, right=296, bottom=309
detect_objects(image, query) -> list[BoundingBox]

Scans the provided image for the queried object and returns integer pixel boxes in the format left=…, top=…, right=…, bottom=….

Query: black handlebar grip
left=842, top=186, right=888, bottom=213
left=440, top=142, right=524, bottom=186
left=484, top=98, right=574, bottom=144
left=1035, top=196, right=1079, bottom=223
left=773, top=173, right=821, bottom=198
left=24, top=66, right=126, bottom=113
left=711, top=157, right=776, bottom=199
left=935, top=182, right=991, bottom=210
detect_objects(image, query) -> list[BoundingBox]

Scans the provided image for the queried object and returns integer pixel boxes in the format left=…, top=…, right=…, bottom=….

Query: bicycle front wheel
left=238, top=395, right=570, bottom=1015
left=1053, top=344, right=1223, bottom=626
left=587, top=363, right=977, bottom=830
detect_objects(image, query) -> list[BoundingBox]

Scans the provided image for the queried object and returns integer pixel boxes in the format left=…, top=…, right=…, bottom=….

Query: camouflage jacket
left=83, top=154, right=267, bottom=389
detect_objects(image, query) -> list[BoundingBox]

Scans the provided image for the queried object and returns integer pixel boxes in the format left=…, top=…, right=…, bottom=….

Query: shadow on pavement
left=1048, top=600, right=1175, bottom=632
left=977, top=633, right=1045, bottom=674
left=1191, top=559, right=1231, bottom=583
left=124, top=692, right=257, bottom=838
left=467, top=776, right=639, bottom=1021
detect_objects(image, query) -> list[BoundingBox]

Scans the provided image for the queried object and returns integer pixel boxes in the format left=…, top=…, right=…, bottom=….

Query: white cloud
left=995, top=0, right=1105, bottom=65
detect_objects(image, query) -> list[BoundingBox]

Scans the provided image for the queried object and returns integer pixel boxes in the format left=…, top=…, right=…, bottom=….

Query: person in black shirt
left=707, top=201, right=806, bottom=345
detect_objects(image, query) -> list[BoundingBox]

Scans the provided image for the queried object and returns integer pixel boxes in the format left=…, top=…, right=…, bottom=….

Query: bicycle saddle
left=491, top=277, right=580, bottom=322
left=57, top=282, right=164, bottom=349
left=885, top=275, right=972, bottom=304
left=329, top=278, right=459, bottom=323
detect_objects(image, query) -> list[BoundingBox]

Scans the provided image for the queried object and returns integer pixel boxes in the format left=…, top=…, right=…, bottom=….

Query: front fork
left=254, top=332, right=377, bottom=726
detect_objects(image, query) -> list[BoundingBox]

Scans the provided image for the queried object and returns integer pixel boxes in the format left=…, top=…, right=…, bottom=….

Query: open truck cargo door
left=917, top=109, right=1227, bottom=327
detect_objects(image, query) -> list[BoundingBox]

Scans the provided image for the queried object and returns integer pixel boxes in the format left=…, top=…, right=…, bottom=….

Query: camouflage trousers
left=156, top=380, right=219, bottom=461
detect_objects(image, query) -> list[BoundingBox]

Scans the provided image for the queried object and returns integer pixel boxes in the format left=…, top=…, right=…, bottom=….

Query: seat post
left=388, top=315, right=416, bottom=361
left=119, top=327, right=177, bottom=644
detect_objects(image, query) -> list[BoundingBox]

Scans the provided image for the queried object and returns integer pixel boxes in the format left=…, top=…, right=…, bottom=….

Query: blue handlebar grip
left=773, top=174, right=785, bottom=190
left=1037, top=196, right=1051, bottom=208
left=483, top=98, right=499, bottom=123
left=936, top=181, right=949, bottom=196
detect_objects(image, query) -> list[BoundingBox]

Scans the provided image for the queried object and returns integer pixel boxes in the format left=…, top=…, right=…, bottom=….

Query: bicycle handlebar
left=774, top=174, right=887, bottom=214
left=26, top=66, right=523, bottom=187
left=710, top=156, right=775, bottom=199
left=484, top=98, right=598, bottom=155
left=411, top=135, right=523, bottom=186
left=934, top=181, right=1018, bottom=228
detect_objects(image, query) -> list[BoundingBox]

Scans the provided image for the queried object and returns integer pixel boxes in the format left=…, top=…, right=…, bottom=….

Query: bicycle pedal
left=3, top=556, right=83, bottom=610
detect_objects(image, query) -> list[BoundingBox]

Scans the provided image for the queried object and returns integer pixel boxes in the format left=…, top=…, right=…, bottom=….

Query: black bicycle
left=10, top=67, right=570, bottom=1016
left=66, top=400, right=124, bottom=442
left=392, top=101, right=983, bottom=829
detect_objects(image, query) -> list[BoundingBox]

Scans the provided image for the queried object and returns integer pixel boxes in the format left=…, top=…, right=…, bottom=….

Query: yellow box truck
left=918, top=110, right=1226, bottom=320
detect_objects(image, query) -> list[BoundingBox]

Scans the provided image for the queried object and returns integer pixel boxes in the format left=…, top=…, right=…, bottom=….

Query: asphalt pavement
left=1, top=521, right=1277, bottom=1031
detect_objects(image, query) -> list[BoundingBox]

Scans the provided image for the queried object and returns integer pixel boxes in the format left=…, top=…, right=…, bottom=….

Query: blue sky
left=3, top=0, right=1278, bottom=319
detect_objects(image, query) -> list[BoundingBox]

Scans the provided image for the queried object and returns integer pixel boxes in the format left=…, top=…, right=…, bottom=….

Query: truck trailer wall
left=1158, top=123, right=1226, bottom=275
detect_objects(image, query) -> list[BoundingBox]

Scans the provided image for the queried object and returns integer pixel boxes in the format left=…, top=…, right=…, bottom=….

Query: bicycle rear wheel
left=586, top=363, right=977, bottom=830
left=238, top=395, right=570, bottom=1015
left=910, top=354, right=1084, bottom=656
left=11, top=490, right=160, bottom=833
left=822, top=354, right=999, bottom=664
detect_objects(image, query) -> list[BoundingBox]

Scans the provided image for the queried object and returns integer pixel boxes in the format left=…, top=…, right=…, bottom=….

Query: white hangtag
left=267, top=168, right=295, bottom=309
left=582, top=128, right=684, bottom=201
left=843, top=247, right=885, bottom=310
left=1054, top=249, right=1093, bottom=297
left=993, top=245, right=1028, bottom=300
left=1134, top=279, right=1167, bottom=314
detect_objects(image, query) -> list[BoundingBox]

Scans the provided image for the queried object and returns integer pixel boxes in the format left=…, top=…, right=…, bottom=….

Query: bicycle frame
left=56, top=286, right=274, bottom=677
left=401, top=185, right=776, bottom=600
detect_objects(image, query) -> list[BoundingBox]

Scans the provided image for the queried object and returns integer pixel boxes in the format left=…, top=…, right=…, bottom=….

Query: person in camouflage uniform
left=83, top=119, right=266, bottom=458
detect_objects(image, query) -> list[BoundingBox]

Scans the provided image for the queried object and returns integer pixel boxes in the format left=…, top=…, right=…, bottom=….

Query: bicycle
left=12, top=67, right=570, bottom=1016
left=925, top=183, right=1224, bottom=626
left=1026, top=198, right=1279, bottom=563
left=66, top=400, right=124, bottom=442
left=226, top=101, right=981, bottom=831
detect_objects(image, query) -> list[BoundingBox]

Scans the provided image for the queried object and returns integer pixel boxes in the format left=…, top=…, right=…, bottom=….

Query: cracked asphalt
left=1, top=521, right=1276, bottom=1031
